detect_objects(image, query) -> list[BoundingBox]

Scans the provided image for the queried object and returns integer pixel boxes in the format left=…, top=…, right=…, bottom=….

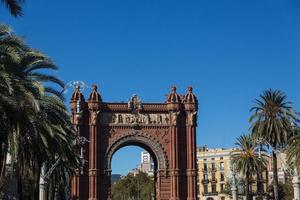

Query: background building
left=267, top=152, right=289, bottom=185
left=129, top=151, right=155, bottom=176
left=197, top=147, right=238, bottom=200
left=138, top=151, right=155, bottom=176
left=197, top=146, right=269, bottom=200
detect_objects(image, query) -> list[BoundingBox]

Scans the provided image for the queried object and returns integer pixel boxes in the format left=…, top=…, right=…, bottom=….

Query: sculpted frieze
left=99, top=113, right=169, bottom=125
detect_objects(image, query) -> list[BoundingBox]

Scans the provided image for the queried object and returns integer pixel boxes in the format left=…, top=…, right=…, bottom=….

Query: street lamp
left=230, top=164, right=238, bottom=200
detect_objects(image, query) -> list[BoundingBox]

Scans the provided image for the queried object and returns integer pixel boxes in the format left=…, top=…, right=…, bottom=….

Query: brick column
left=166, top=86, right=182, bottom=200
left=184, top=87, right=198, bottom=200
left=185, top=112, right=198, bottom=200
left=88, top=114, right=100, bottom=200
left=87, top=85, right=102, bottom=200
left=169, top=111, right=181, bottom=200
left=70, top=86, right=89, bottom=200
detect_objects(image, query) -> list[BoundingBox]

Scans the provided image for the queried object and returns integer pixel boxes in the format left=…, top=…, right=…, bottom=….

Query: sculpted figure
left=125, top=115, right=130, bottom=123
left=144, top=114, right=150, bottom=124
left=74, top=113, right=82, bottom=125
left=171, top=111, right=180, bottom=125
left=164, top=116, right=169, bottom=124
left=118, top=114, right=123, bottom=124
left=111, top=114, right=116, bottom=124
left=90, top=110, right=100, bottom=125
left=187, top=111, right=197, bottom=126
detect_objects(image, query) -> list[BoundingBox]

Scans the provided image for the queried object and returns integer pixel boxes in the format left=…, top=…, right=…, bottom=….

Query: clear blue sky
left=1, top=0, right=300, bottom=175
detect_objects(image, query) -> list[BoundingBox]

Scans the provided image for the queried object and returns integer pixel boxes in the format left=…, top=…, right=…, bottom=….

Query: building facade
left=197, top=147, right=238, bottom=200
left=138, top=151, right=155, bottom=176
left=267, top=152, right=289, bottom=185
left=197, top=147, right=269, bottom=200
left=129, top=151, right=155, bottom=176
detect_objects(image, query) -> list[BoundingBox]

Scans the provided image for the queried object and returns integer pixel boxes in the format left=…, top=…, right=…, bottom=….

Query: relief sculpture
left=100, top=113, right=169, bottom=125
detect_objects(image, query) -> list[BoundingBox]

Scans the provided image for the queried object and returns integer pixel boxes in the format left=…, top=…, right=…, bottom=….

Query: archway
left=105, top=132, right=168, bottom=172
left=110, top=145, right=156, bottom=200
left=70, top=86, right=198, bottom=200
left=106, top=133, right=168, bottom=199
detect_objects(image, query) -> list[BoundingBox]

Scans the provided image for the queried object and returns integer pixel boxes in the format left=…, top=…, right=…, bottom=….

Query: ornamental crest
left=128, top=94, right=143, bottom=111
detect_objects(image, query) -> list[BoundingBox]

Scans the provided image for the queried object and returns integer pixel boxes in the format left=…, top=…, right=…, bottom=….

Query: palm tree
left=231, top=134, right=268, bottom=200
left=249, top=89, right=298, bottom=200
left=1, top=0, right=25, bottom=17
left=287, top=127, right=300, bottom=173
left=0, top=23, right=80, bottom=198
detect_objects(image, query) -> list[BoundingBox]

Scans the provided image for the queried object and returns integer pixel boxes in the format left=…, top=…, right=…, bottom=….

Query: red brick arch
left=70, top=85, right=198, bottom=200
left=105, top=131, right=169, bottom=171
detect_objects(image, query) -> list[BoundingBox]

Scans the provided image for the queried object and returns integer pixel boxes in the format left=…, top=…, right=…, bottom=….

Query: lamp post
left=293, top=167, right=300, bottom=200
left=230, top=166, right=238, bottom=200
left=39, top=158, right=61, bottom=200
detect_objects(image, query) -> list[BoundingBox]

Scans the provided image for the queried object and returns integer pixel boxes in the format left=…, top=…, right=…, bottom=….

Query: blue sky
left=1, top=0, right=300, bottom=175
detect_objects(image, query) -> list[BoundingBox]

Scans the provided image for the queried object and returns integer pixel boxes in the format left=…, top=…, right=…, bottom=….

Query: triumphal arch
left=70, top=85, right=198, bottom=200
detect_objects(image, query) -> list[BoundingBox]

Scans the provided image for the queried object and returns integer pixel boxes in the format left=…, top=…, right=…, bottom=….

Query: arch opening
left=105, top=132, right=168, bottom=172
left=106, top=132, right=168, bottom=200
left=110, top=145, right=157, bottom=200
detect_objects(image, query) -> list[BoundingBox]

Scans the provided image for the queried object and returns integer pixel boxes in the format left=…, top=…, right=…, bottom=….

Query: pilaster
left=167, top=86, right=182, bottom=200
left=70, top=86, right=88, bottom=200
left=184, top=86, right=198, bottom=200
left=88, top=85, right=102, bottom=200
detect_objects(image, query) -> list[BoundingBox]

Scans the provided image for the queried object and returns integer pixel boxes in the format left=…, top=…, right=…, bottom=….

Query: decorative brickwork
left=70, top=86, right=198, bottom=200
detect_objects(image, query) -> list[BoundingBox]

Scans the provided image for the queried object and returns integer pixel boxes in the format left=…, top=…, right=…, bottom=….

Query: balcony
left=210, top=178, right=217, bottom=183
left=211, top=168, right=217, bottom=172
left=202, top=192, right=218, bottom=196
left=201, top=179, right=209, bottom=184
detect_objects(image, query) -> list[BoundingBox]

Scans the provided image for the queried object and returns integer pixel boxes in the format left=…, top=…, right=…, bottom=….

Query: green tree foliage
left=1, top=0, right=25, bottom=17
left=250, top=89, right=298, bottom=200
left=0, top=23, right=80, bottom=199
left=286, top=127, right=300, bottom=173
left=231, top=134, right=268, bottom=200
left=111, top=171, right=154, bottom=200
left=267, top=178, right=293, bottom=200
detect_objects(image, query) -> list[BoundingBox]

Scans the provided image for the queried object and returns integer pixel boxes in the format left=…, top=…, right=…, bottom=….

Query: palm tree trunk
left=272, top=151, right=279, bottom=200
left=246, top=170, right=251, bottom=200
left=0, top=150, right=7, bottom=183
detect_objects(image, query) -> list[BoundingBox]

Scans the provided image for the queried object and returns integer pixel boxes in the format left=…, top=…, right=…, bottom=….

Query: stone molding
left=104, top=131, right=169, bottom=171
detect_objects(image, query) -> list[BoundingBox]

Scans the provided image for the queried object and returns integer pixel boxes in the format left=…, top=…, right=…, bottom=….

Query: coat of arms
left=128, top=94, right=143, bottom=111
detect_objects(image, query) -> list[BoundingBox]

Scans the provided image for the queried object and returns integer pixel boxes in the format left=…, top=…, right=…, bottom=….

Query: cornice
left=101, top=103, right=168, bottom=112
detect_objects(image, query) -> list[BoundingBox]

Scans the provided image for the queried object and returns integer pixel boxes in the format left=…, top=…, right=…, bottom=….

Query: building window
left=220, top=183, right=225, bottom=192
left=220, top=162, right=224, bottom=171
left=203, top=174, right=208, bottom=181
left=211, top=163, right=216, bottom=171
left=203, top=163, right=208, bottom=171
left=211, top=184, right=216, bottom=193
left=204, top=184, right=208, bottom=194
left=220, top=173, right=225, bottom=182
left=212, top=172, right=216, bottom=181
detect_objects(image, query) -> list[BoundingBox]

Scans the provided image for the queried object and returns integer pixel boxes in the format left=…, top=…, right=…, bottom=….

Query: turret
left=166, top=86, right=182, bottom=111
left=87, top=85, right=102, bottom=125
left=183, top=86, right=198, bottom=111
